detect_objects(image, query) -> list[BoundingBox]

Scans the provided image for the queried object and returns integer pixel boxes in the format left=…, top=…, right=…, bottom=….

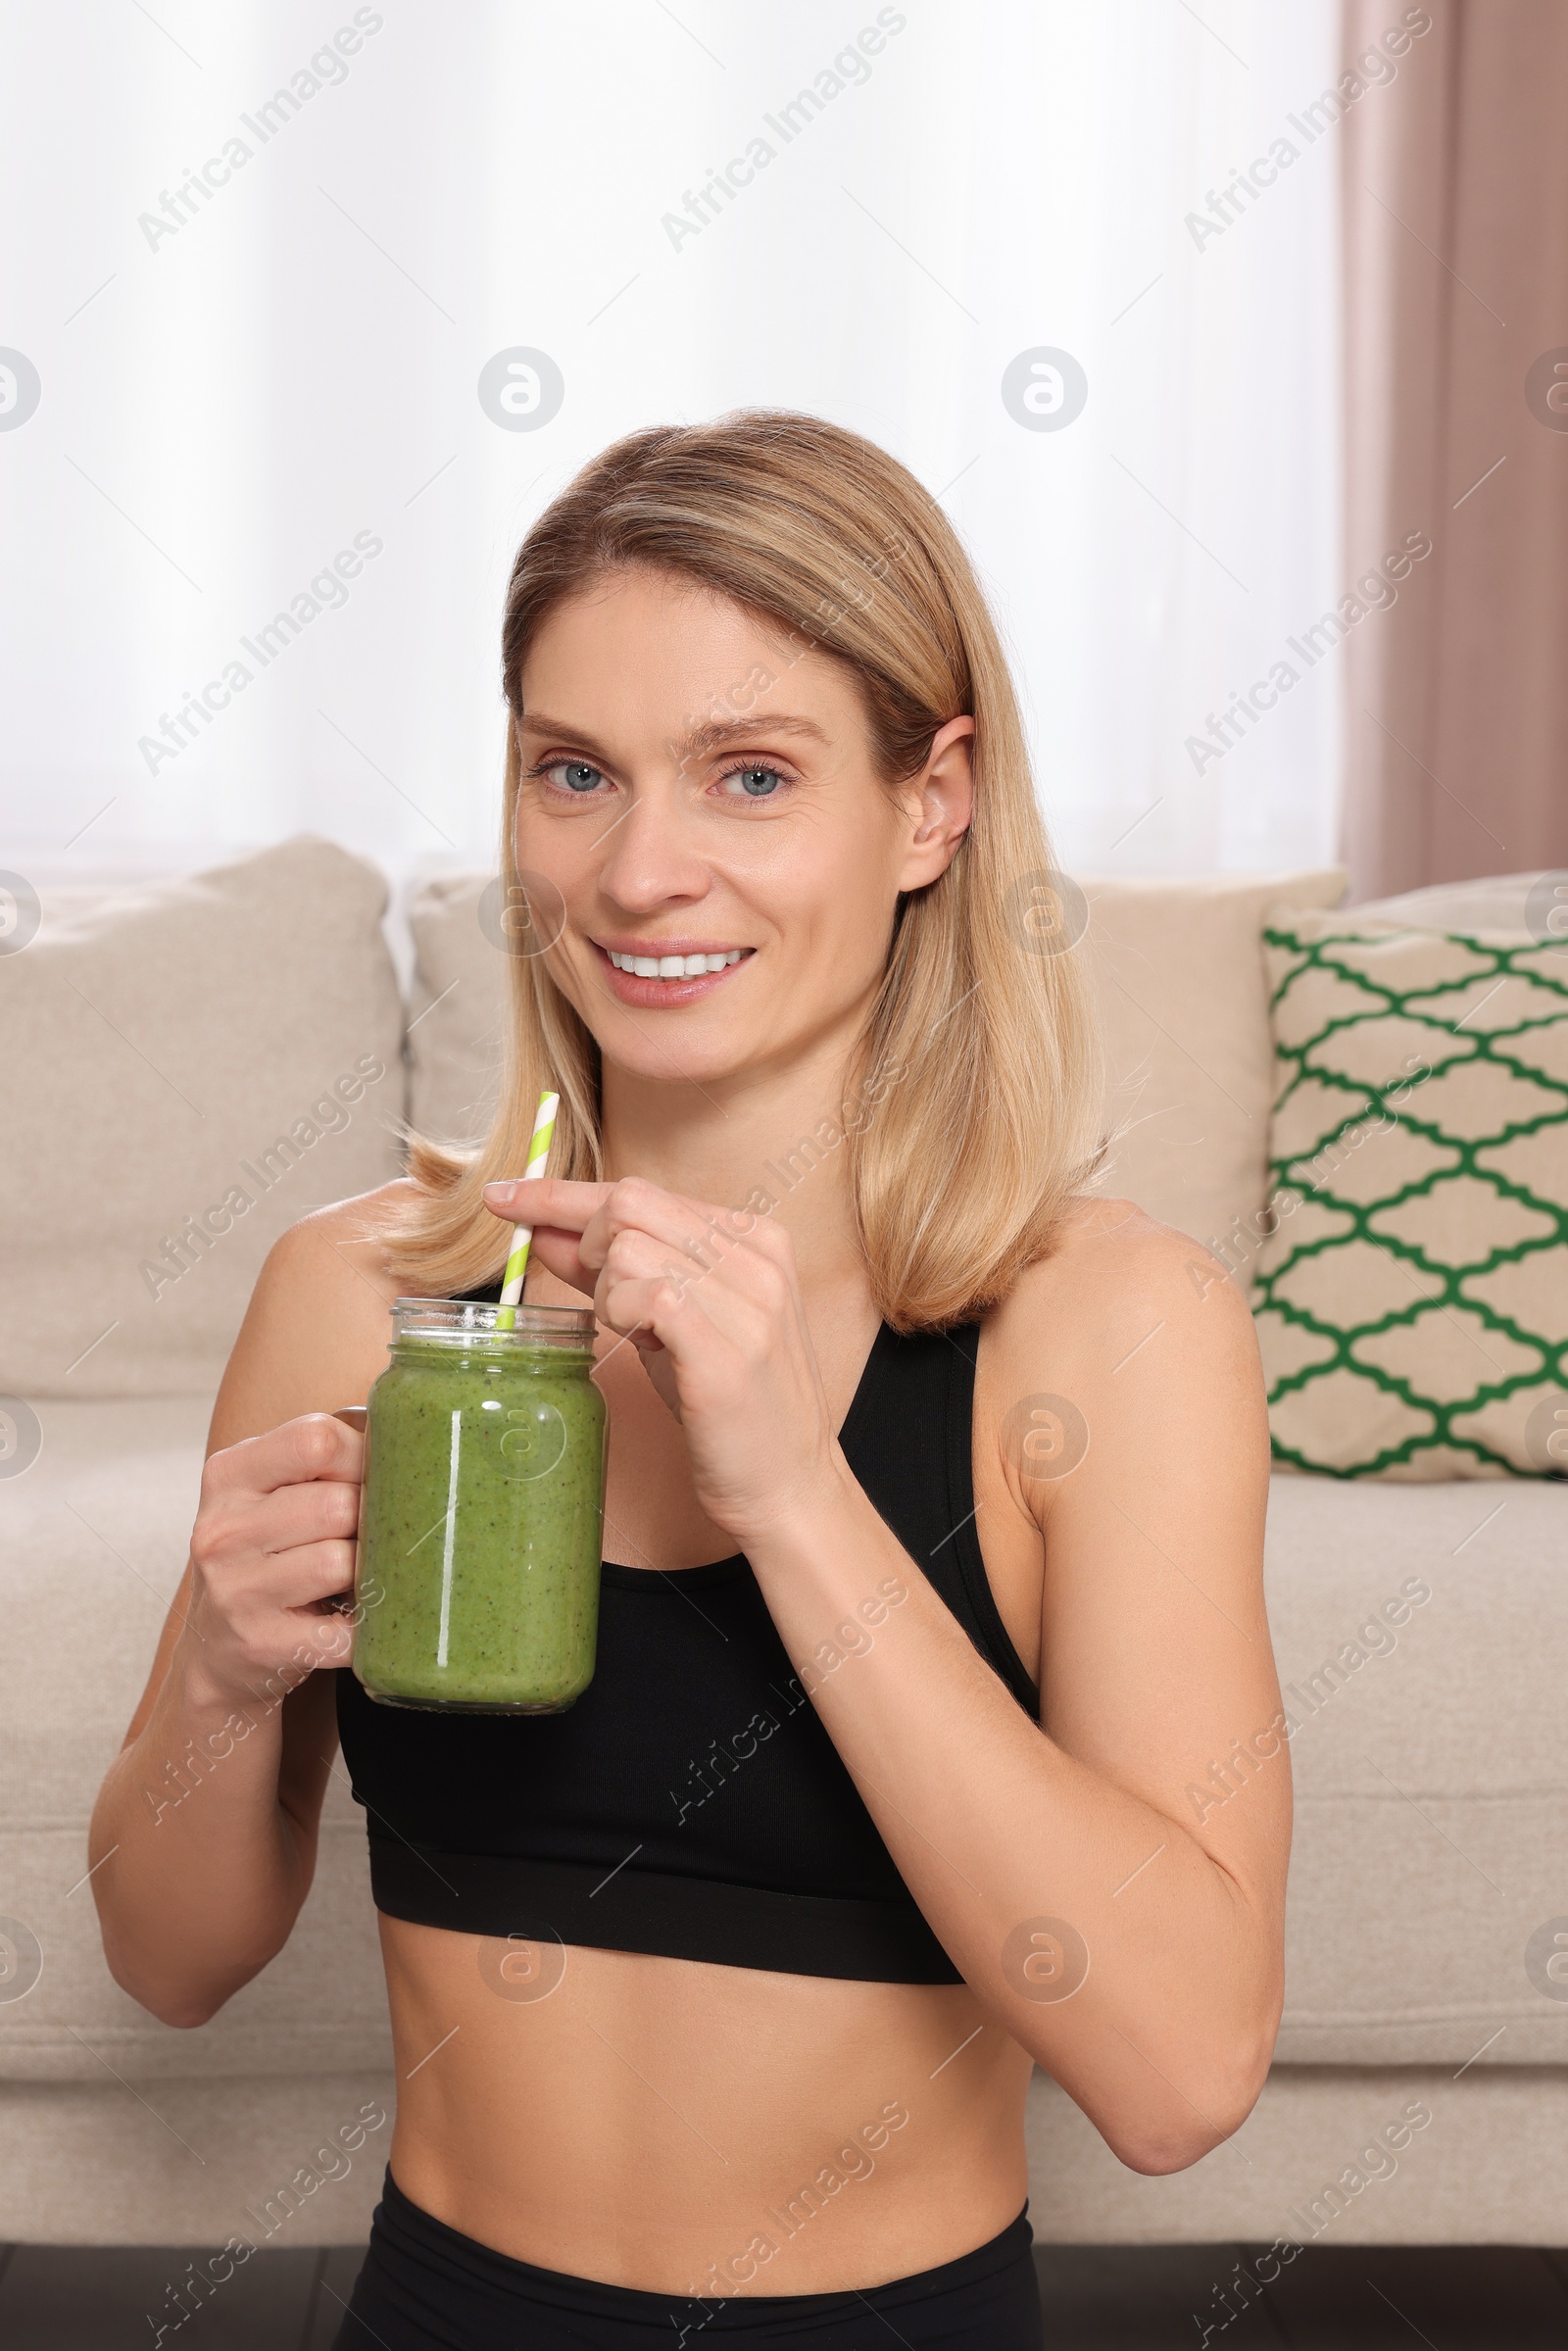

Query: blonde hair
left=379, top=409, right=1105, bottom=1330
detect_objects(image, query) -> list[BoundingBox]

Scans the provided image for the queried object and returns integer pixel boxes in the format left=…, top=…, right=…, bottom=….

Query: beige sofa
left=1, top=839, right=1564, bottom=2250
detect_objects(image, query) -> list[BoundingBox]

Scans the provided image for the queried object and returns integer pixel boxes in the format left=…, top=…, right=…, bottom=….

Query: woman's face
left=513, top=566, right=973, bottom=1090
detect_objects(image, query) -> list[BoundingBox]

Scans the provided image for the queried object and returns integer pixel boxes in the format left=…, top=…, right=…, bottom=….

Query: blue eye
left=545, top=760, right=604, bottom=794
left=722, top=764, right=787, bottom=799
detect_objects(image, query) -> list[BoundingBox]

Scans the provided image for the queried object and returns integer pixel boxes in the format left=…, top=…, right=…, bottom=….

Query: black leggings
left=332, top=2167, right=1045, bottom=2348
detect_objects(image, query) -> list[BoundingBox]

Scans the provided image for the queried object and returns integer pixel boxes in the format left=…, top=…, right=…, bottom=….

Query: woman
left=90, top=412, right=1290, bottom=2348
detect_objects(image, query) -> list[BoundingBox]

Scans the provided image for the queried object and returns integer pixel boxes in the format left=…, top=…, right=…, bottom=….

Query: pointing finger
left=482, top=1176, right=611, bottom=1228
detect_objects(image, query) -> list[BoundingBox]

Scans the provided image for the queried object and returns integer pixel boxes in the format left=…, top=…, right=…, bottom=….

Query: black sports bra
left=335, top=1302, right=1040, bottom=1984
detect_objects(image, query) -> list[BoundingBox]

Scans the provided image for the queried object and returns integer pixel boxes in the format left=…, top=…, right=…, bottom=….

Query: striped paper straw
left=493, top=1090, right=559, bottom=1333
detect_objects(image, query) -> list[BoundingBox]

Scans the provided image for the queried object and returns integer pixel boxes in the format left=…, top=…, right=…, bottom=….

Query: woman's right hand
left=178, top=1411, right=366, bottom=1715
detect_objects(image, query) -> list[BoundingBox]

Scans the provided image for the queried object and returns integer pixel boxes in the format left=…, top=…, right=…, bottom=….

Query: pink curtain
left=1340, top=0, right=1568, bottom=899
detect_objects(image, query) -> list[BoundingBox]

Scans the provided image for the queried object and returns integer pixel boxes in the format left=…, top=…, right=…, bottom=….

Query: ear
left=895, top=716, right=974, bottom=892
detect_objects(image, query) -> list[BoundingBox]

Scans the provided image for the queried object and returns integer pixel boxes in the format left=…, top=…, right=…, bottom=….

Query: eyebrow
left=516, top=710, right=831, bottom=765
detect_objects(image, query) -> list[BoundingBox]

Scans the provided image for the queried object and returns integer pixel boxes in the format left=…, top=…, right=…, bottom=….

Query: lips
left=591, top=940, right=754, bottom=1007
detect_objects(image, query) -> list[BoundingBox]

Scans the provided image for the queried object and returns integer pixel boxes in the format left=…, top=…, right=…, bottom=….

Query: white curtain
left=1, top=0, right=1342, bottom=905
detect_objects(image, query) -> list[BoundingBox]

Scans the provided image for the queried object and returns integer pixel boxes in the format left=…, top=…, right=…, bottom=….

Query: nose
left=592, top=782, right=712, bottom=915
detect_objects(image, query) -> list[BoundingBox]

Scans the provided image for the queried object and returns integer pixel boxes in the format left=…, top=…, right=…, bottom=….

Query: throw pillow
left=1250, top=910, right=1568, bottom=1478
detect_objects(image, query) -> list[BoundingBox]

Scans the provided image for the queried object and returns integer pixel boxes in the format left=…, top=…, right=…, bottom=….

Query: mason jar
left=353, top=1298, right=605, bottom=1712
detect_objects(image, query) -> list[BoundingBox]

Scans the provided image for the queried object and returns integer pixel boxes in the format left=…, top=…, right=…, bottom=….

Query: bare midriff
left=376, top=1915, right=1035, bottom=2298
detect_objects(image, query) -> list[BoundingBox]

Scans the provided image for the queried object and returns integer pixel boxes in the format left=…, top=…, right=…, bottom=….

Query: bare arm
left=747, top=1211, right=1288, bottom=2175
left=88, top=1197, right=400, bottom=2027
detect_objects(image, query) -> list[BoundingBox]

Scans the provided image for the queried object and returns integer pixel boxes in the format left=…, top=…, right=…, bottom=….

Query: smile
left=603, top=947, right=748, bottom=978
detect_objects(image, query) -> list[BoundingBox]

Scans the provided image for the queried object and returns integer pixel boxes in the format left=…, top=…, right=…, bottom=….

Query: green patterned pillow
left=1249, top=910, right=1568, bottom=1479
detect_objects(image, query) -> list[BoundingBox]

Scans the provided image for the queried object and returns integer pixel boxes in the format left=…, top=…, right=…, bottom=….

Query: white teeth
left=607, top=948, right=746, bottom=977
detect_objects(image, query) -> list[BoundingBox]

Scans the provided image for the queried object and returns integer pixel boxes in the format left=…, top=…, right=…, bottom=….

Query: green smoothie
left=353, top=1301, right=605, bottom=1712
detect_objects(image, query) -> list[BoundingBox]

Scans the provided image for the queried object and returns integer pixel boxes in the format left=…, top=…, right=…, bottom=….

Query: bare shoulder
left=979, top=1194, right=1267, bottom=1515
left=1042, top=1185, right=1263, bottom=1303
left=991, top=1193, right=1258, bottom=1366
left=262, top=1177, right=412, bottom=1297
left=206, top=1179, right=416, bottom=1450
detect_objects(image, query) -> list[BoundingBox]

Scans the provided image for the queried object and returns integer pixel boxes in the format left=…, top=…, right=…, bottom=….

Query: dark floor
left=0, top=2238, right=1566, bottom=2346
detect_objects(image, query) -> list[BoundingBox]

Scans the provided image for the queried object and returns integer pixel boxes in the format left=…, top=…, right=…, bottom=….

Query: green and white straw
left=493, top=1090, right=559, bottom=1332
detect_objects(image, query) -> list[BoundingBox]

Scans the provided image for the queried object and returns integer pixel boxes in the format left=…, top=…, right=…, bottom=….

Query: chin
left=600, top=1025, right=760, bottom=1087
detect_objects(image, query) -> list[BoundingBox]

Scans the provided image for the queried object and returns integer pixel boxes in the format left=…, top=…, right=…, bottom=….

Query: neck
left=598, top=1031, right=871, bottom=1308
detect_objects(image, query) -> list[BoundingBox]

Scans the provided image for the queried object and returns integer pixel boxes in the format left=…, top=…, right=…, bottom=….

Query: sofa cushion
left=1263, top=1471, right=1568, bottom=2065
left=0, top=839, right=406, bottom=1398
left=1079, top=868, right=1347, bottom=1245
left=1252, top=910, right=1568, bottom=1477
left=1024, top=2063, right=1568, bottom=2246
left=0, top=1395, right=391, bottom=2084
left=405, top=870, right=513, bottom=1149
left=404, top=865, right=1349, bottom=1250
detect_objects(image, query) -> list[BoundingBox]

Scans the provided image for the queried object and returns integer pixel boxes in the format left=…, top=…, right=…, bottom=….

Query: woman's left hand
left=482, top=1176, right=844, bottom=1541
